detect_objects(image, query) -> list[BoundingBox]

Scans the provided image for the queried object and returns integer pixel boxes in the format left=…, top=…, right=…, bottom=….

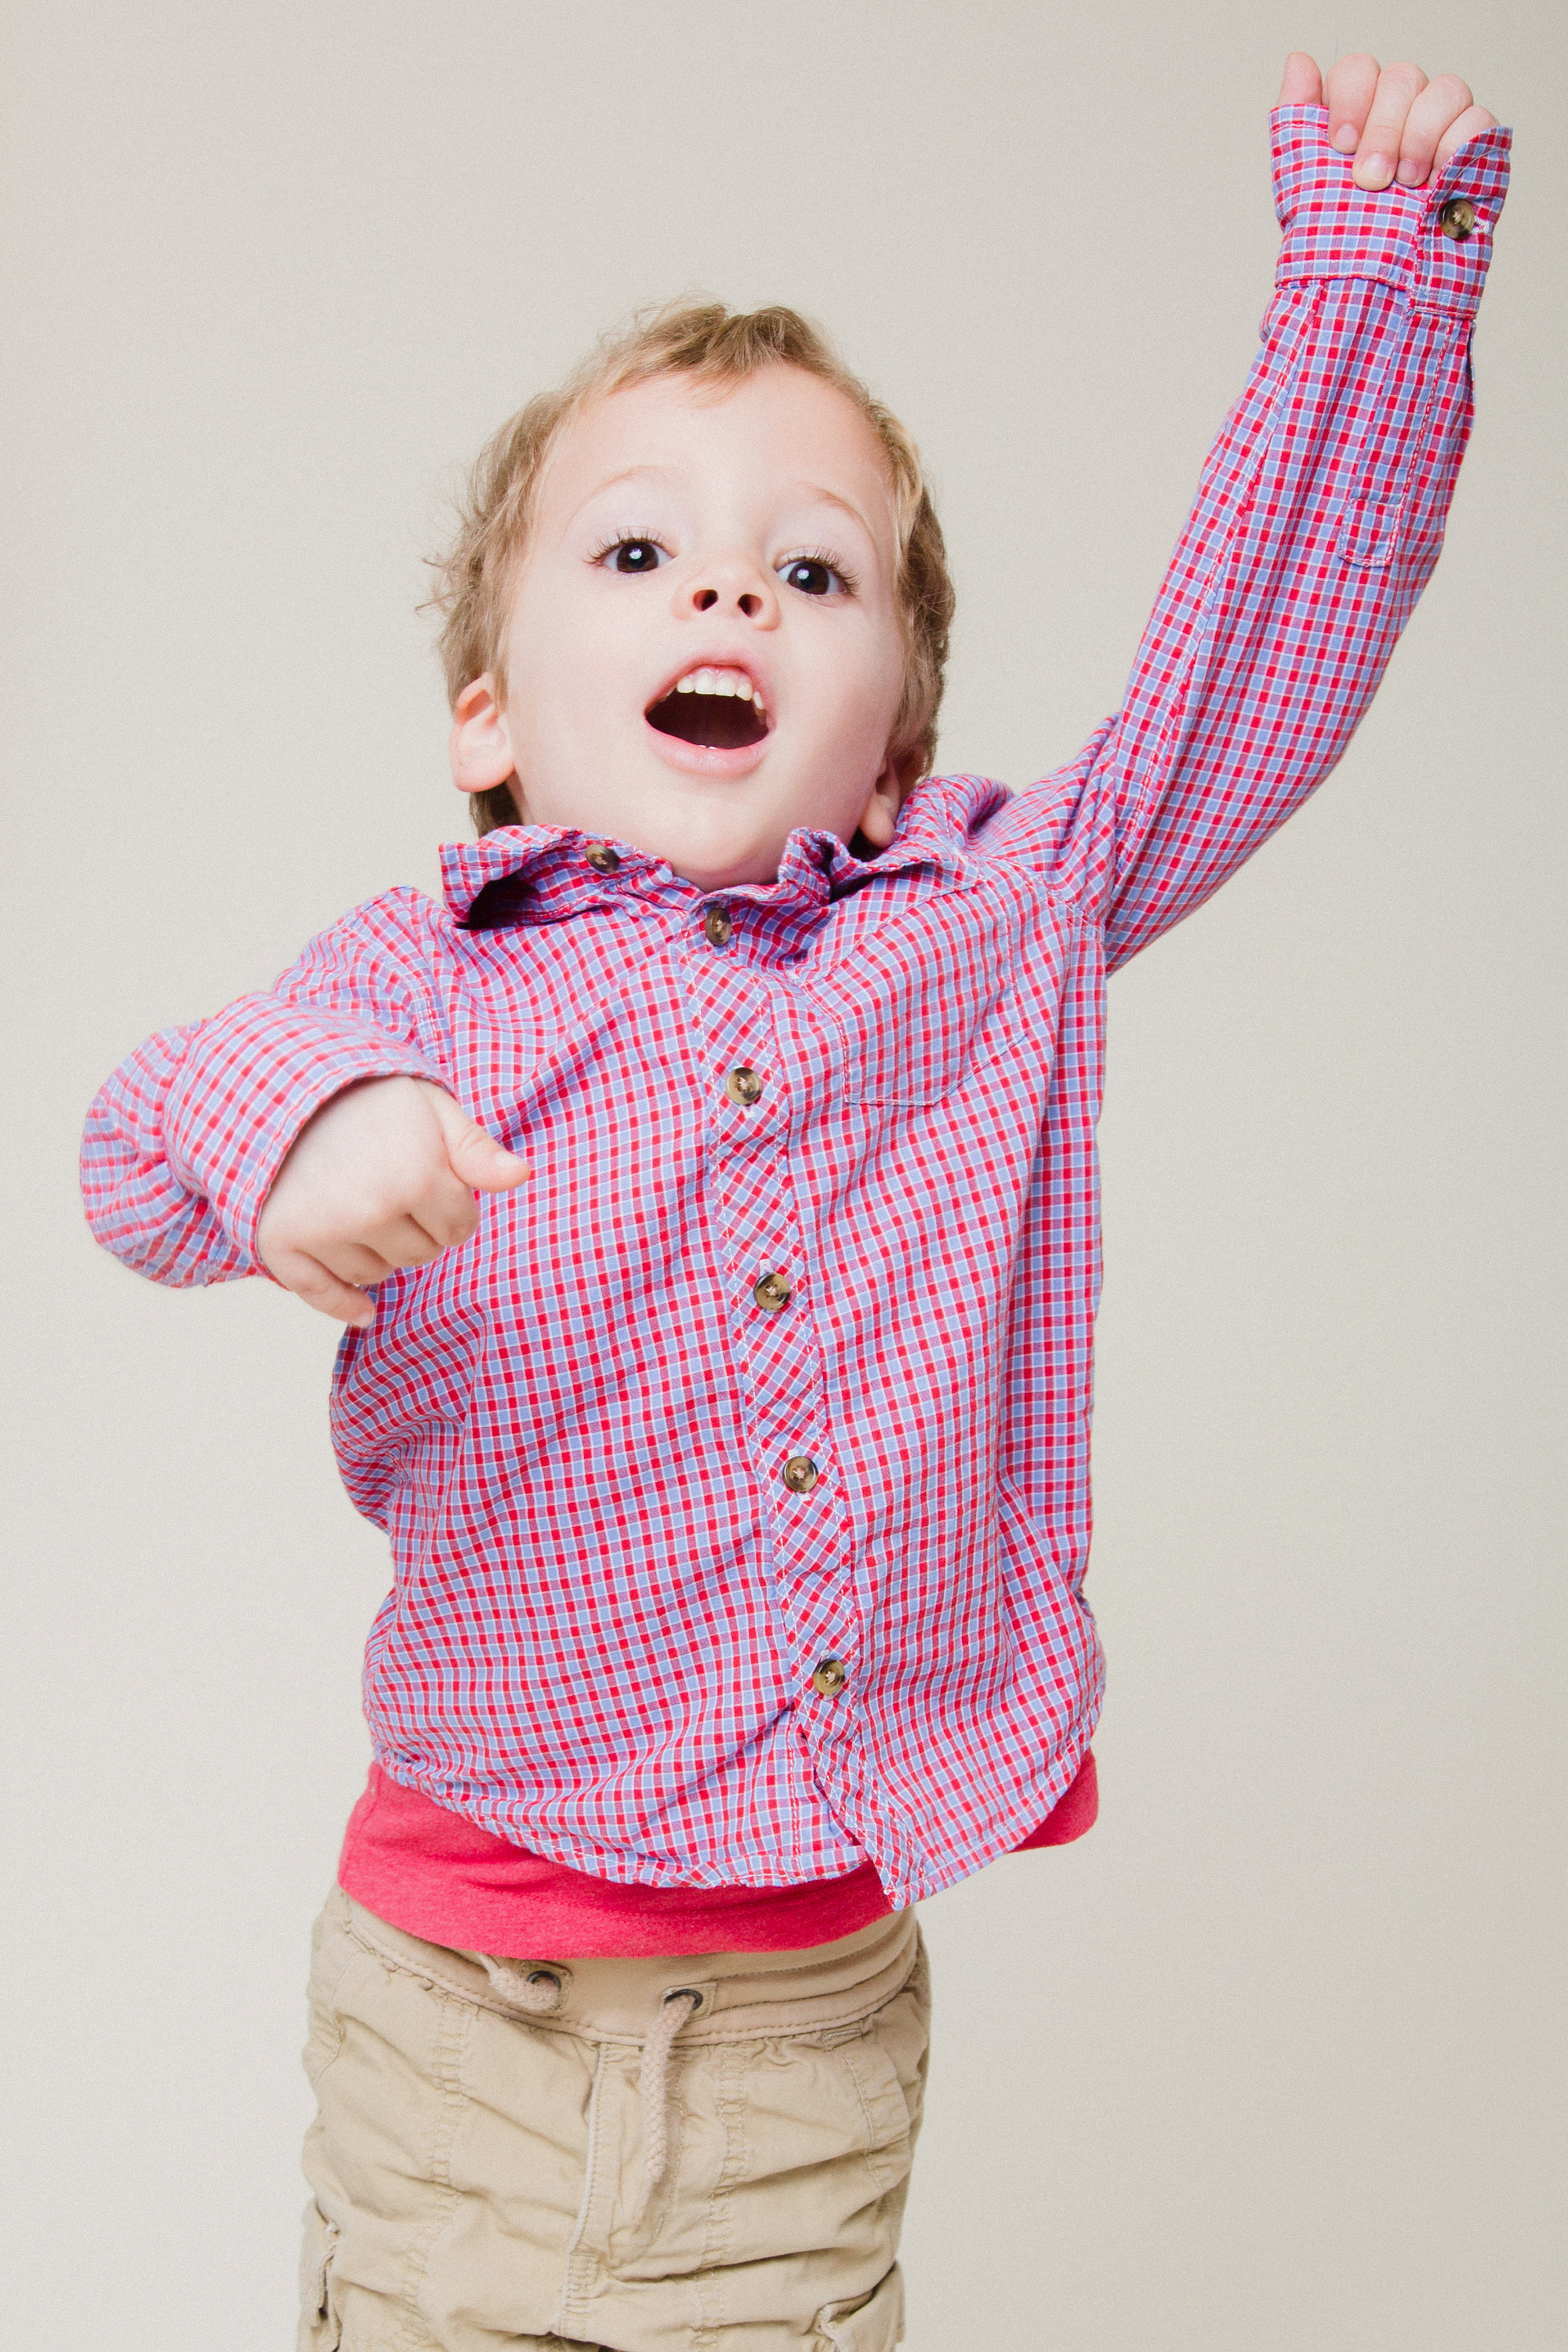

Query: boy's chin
left=633, top=805, right=793, bottom=890
left=628, top=789, right=886, bottom=889
left=663, top=840, right=792, bottom=890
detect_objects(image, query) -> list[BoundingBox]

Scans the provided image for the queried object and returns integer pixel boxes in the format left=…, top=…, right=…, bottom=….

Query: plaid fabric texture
left=82, top=112, right=1508, bottom=1908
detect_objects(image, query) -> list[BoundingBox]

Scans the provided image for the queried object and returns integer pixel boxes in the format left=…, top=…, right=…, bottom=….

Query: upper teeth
left=673, top=666, right=763, bottom=711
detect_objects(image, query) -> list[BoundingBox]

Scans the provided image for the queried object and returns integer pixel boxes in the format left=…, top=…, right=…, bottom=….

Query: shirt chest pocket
left=787, top=879, right=1073, bottom=1112
left=824, top=997, right=993, bottom=1107
left=795, top=948, right=1018, bottom=1110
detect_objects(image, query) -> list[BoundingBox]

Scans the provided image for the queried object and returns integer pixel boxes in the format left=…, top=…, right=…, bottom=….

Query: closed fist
left=1279, top=52, right=1498, bottom=189
left=257, top=1076, right=529, bottom=1327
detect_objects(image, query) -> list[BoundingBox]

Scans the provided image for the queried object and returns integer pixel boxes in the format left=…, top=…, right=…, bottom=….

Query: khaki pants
left=299, top=1888, right=930, bottom=2352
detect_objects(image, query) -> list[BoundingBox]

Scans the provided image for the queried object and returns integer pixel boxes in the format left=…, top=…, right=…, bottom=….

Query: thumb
left=429, top=1091, right=531, bottom=1192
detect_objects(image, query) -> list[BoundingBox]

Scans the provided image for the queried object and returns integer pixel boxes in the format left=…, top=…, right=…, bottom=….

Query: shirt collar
left=441, top=774, right=994, bottom=933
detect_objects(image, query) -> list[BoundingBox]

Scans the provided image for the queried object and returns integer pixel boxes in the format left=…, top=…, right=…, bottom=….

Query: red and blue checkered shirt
left=82, top=112, right=1509, bottom=1910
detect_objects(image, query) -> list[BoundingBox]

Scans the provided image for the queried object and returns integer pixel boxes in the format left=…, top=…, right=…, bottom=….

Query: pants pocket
left=815, top=2259, right=906, bottom=2350
left=298, top=2198, right=343, bottom=2352
left=836, top=1940, right=931, bottom=2194
left=302, top=1889, right=356, bottom=2091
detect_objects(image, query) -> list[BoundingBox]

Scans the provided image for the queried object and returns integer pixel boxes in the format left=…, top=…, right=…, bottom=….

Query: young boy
left=82, top=53, right=1508, bottom=2352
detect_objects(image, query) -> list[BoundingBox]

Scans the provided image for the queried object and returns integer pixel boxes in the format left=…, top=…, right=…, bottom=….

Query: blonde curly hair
left=426, top=300, right=955, bottom=837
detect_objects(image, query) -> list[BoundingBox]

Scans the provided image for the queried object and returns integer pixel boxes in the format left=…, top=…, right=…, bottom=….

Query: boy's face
left=449, top=365, right=910, bottom=889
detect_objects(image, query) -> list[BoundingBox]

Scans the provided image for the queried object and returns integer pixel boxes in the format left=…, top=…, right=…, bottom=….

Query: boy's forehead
left=546, top=364, right=898, bottom=532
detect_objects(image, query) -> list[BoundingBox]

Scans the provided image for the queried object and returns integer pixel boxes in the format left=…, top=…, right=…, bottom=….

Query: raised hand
left=257, top=1075, right=529, bottom=1327
left=1279, top=52, right=1498, bottom=190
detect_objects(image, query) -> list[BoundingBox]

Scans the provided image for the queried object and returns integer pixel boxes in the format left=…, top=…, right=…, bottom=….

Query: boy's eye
left=601, top=539, right=668, bottom=575
left=779, top=557, right=847, bottom=597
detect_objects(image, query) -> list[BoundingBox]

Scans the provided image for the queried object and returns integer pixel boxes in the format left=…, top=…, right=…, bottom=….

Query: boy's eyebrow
left=797, top=483, right=882, bottom=546
left=571, top=464, right=677, bottom=514
left=566, top=466, right=887, bottom=552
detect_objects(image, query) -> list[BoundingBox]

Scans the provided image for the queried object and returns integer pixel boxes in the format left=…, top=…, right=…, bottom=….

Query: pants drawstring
left=637, top=1987, right=704, bottom=2216
left=477, top=1956, right=568, bottom=2014
left=476, top=1955, right=705, bottom=2222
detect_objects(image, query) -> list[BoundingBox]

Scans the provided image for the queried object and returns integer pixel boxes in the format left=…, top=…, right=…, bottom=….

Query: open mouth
left=646, top=666, right=769, bottom=751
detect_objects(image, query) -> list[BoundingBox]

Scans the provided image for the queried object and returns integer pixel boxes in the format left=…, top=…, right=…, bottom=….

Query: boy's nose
left=694, top=586, right=762, bottom=616
left=678, top=554, right=778, bottom=626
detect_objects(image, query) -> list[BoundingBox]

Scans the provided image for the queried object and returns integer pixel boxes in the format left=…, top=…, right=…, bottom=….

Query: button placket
left=684, top=953, right=859, bottom=1686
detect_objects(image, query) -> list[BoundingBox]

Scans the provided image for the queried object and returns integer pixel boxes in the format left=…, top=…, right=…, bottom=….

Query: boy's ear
left=449, top=674, right=517, bottom=794
left=855, top=747, right=908, bottom=850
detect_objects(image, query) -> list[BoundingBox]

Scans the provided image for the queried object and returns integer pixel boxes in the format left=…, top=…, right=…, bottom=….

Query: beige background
left=2, top=2, right=1563, bottom=2344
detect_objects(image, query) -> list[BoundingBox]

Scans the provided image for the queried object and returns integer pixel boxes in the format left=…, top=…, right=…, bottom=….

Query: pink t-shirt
left=338, top=1753, right=1098, bottom=1958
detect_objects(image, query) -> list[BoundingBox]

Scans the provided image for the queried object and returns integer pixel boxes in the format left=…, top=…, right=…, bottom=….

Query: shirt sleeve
left=1079, top=105, right=1511, bottom=972
left=80, top=891, right=450, bottom=1286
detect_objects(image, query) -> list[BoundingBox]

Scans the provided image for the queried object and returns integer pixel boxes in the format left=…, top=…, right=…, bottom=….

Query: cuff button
left=1438, top=197, right=1477, bottom=241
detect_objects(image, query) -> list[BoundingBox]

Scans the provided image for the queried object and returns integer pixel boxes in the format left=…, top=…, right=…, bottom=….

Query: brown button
left=724, top=1065, right=763, bottom=1106
left=1439, top=197, right=1477, bottom=241
left=703, top=906, right=733, bottom=947
left=584, top=842, right=620, bottom=873
left=782, top=1454, right=818, bottom=1494
left=753, top=1270, right=792, bottom=1313
left=810, top=1657, right=848, bottom=1697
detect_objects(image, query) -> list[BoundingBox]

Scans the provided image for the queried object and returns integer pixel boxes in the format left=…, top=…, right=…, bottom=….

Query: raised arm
left=1065, top=60, right=1509, bottom=970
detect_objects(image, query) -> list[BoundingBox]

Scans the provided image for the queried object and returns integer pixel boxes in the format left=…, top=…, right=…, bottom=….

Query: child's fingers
left=356, top=1210, right=475, bottom=1269
left=265, top=1242, right=376, bottom=1327
left=429, top=1090, right=531, bottom=1193
left=1351, top=60, right=1430, bottom=188
left=321, top=1239, right=401, bottom=1288
left=1393, top=75, right=1479, bottom=185
left=1325, top=52, right=1381, bottom=151
left=405, top=1173, right=484, bottom=1252
left=1277, top=53, right=1323, bottom=108
left=1435, top=103, right=1498, bottom=169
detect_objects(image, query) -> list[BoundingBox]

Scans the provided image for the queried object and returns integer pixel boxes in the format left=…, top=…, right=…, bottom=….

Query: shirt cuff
left=162, top=996, right=441, bottom=1265
left=1271, top=103, right=1511, bottom=318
